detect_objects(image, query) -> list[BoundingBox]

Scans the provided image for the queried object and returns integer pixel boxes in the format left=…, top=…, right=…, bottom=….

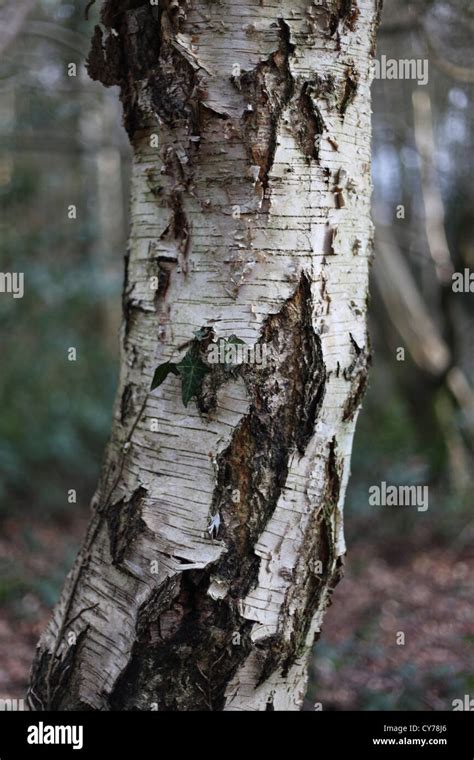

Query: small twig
left=26, top=685, right=44, bottom=711
left=85, top=0, right=96, bottom=20
left=63, top=602, right=99, bottom=632
left=196, top=664, right=209, bottom=682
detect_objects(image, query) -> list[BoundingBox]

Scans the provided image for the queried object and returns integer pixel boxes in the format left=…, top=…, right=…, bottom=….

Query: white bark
left=29, top=0, right=381, bottom=711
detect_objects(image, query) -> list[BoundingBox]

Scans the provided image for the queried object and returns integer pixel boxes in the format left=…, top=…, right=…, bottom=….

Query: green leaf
left=221, top=335, right=247, bottom=367
left=150, top=362, right=179, bottom=391
left=176, top=348, right=210, bottom=407
left=226, top=335, right=246, bottom=346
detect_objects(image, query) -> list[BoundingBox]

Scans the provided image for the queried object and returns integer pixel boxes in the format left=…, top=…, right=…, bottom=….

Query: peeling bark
left=238, top=18, right=295, bottom=209
left=28, top=0, right=381, bottom=712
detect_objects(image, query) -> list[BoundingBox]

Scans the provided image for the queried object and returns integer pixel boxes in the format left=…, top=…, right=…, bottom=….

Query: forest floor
left=1, top=513, right=473, bottom=710
left=307, top=538, right=473, bottom=710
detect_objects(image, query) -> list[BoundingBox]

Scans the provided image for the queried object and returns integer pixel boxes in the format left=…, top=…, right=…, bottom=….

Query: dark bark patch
left=162, top=0, right=189, bottom=31
left=170, top=191, right=191, bottom=263
left=342, top=333, right=371, bottom=421
left=292, top=82, right=325, bottom=161
left=106, top=486, right=148, bottom=567
left=87, top=3, right=200, bottom=139
left=150, top=255, right=177, bottom=308
left=155, top=189, right=191, bottom=273
left=238, top=19, right=295, bottom=210
left=87, top=25, right=122, bottom=87
left=340, top=0, right=360, bottom=31
left=28, top=627, right=91, bottom=711
left=110, top=572, right=254, bottom=710
left=149, top=45, right=201, bottom=132
left=291, top=75, right=336, bottom=159
left=339, top=67, right=359, bottom=116
left=330, top=0, right=360, bottom=34
left=213, top=272, right=326, bottom=580
left=120, top=383, right=135, bottom=425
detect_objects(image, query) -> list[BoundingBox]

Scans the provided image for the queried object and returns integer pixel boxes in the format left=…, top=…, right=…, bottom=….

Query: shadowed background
left=0, top=0, right=473, bottom=710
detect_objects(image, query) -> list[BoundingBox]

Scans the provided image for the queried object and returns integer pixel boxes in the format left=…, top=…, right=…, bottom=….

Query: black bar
left=0, top=710, right=472, bottom=757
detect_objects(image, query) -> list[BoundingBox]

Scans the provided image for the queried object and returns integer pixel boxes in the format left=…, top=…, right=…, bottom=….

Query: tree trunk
left=29, top=0, right=381, bottom=711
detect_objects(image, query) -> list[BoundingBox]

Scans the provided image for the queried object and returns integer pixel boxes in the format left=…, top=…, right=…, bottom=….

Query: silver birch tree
left=28, top=0, right=382, bottom=711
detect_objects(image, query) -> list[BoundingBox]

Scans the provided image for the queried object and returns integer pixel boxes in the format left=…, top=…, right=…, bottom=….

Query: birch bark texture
left=29, top=0, right=381, bottom=711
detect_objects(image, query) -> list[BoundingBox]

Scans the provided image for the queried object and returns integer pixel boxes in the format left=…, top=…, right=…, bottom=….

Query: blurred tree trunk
left=0, top=0, right=36, bottom=58
left=28, top=0, right=381, bottom=711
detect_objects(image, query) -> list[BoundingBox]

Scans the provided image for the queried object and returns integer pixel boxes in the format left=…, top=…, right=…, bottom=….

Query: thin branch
left=412, top=90, right=454, bottom=285
left=85, top=0, right=97, bottom=21
left=22, top=21, right=88, bottom=56
left=422, top=25, right=474, bottom=83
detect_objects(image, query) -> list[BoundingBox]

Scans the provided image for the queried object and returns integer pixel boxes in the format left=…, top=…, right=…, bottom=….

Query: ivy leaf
left=150, top=361, right=179, bottom=391
left=221, top=335, right=247, bottom=367
left=226, top=335, right=246, bottom=346
left=176, top=348, right=210, bottom=407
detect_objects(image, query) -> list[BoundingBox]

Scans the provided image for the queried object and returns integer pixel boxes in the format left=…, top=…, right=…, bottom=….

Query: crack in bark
left=212, top=272, right=326, bottom=571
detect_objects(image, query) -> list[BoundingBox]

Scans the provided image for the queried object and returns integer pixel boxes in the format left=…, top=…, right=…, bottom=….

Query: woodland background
left=0, top=0, right=473, bottom=710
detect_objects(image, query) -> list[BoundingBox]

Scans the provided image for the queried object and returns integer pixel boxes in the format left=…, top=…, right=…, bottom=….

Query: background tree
left=27, top=0, right=382, bottom=711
